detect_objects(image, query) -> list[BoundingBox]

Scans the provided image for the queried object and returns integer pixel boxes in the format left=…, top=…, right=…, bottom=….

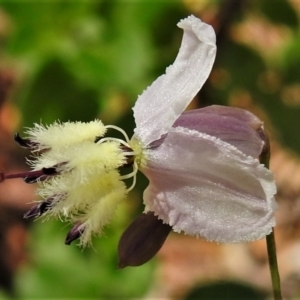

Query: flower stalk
left=260, top=144, right=282, bottom=300
left=266, top=229, right=282, bottom=300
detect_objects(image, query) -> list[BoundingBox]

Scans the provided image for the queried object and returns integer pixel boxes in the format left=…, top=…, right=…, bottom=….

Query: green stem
left=266, top=228, right=282, bottom=300
left=260, top=137, right=282, bottom=300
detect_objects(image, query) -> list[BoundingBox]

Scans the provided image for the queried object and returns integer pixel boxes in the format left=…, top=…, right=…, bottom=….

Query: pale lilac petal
left=189, top=105, right=263, bottom=129
left=141, top=127, right=276, bottom=243
left=173, top=105, right=264, bottom=157
left=132, top=15, right=216, bottom=146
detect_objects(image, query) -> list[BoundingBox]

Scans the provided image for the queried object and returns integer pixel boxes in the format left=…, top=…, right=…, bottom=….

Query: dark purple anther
left=24, top=198, right=53, bottom=219
left=14, top=133, right=37, bottom=149
left=42, top=167, right=58, bottom=175
left=2, top=167, right=59, bottom=184
left=65, top=222, right=84, bottom=245
left=3, top=169, right=48, bottom=183
left=24, top=174, right=48, bottom=184
left=24, top=166, right=58, bottom=183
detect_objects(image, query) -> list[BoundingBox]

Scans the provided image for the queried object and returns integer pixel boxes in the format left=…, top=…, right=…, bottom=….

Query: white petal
left=132, top=15, right=216, bottom=146
left=141, top=127, right=276, bottom=243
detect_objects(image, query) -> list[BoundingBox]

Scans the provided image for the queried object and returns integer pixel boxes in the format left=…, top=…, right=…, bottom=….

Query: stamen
left=97, top=137, right=131, bottom=149
left=14, top=133, right=37, bottom=149
left=24, top=197, right=53, bottom=219
left=100, top=136, right=138, bottom=191
left=120, top=144, right=133, bottom=152
left=122, top=156, right=134, bottom=168
left=5, top=170, right=45, bottom=181
left=122, top=151, right=136, bottom=156
left=24, top=175, right=48, bottom=184
left=120, top=161, right=138, bottom=192
left=2, top=167, right=59, bottom=184
left=105, top=125, right=130, bottom=143
left=65, top=222, right=84, bottom=245
left=24, top=166, right=59, bottom=183
left=97, top=137, right=138, bottom=164
left=126, top=171, right=137, bottom=192
left=94, top=136, right=102, bottom=143
left=42, top=167, right=59, bottom=175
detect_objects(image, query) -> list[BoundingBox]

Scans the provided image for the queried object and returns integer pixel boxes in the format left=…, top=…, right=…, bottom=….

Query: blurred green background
left=0, top=0, right=299, bottom=299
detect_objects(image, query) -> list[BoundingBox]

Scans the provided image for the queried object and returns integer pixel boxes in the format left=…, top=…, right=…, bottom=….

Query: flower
left=1, top=16, right=276, bottom=259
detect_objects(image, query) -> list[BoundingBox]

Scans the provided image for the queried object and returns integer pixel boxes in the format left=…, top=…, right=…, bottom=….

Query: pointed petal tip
left=117, top=261, right=127, bottom=269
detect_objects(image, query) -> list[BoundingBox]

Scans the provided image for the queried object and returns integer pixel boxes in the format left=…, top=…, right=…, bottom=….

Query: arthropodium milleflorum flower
left=1, top=16, right=276, bottom=264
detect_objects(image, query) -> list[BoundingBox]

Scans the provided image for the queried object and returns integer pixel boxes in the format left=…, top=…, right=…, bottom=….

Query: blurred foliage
left=15, top=207, right=155, bottom=299
left=0, top=0, right=300, bottom=299
left=0, top=0, right=187, bottom=128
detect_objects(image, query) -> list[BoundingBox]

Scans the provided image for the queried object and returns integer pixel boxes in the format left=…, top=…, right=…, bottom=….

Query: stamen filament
left=122, top=151, right=137, bottom=156
left=98, top=137, right=138, bottom=157
left=121, top=161, right=138, bottom=192
left=97, top=137, right=130, bottom=149
left=0, top=167, right=59, bottom=184
left=127, top=174, right=137, bottom=192
left=3, top=170, right=45, bottom=180
left=105, top=125, right=130, bottom=143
